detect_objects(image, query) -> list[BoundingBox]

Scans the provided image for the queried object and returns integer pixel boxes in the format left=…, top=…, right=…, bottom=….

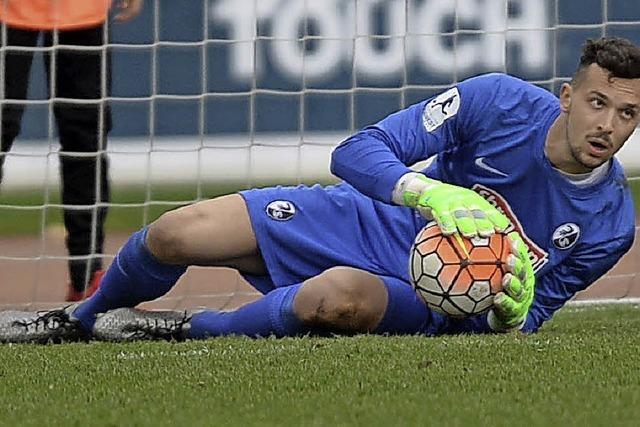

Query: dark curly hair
left=573, top=37, right=640, bottom=85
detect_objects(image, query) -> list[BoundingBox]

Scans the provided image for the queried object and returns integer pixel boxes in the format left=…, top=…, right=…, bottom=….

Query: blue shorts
left=240, top=183, right=448, bottom=335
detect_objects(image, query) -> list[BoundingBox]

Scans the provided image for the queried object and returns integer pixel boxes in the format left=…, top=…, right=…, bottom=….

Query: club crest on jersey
left=422, top=87, right=460, bottom=132
left=552, top=223, right=580, bottom=250
left=472, top=184, right=549, bottom=273
left=266, top=200, right=296, bottom=221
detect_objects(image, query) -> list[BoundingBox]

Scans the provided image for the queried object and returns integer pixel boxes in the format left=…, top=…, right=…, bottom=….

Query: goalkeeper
left=1, top=37, right=638, bottom=342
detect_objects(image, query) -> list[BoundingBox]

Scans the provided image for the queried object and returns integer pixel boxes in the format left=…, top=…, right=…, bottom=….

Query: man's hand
left=394, top=173, right=509, bottom=237
left=114, top=0, right=144, bottom=23
left=488, top=232, right=535, bottom=331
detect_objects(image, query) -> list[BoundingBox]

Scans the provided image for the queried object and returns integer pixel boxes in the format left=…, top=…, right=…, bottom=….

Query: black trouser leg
left=44, top=26, right=112, bottom=290
left=0, top=26, right=38, bottom=183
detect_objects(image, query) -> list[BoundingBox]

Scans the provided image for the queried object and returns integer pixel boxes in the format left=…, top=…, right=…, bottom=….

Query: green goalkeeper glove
left=394, top=173, right=509, bottom=237
left=488, top=232, right=535, bottom=331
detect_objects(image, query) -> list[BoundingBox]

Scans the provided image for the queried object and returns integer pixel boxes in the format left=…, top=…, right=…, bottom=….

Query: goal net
left=0, top=0, right=639, bottom=310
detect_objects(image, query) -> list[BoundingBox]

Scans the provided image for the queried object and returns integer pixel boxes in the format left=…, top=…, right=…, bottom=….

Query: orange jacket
left=0, top=0, right=112, bottom=30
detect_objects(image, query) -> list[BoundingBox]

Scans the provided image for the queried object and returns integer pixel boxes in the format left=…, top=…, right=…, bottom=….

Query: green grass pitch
left=0, top=304, right=639, bottom=426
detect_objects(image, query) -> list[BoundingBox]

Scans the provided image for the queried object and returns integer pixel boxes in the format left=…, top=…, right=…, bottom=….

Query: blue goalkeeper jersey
left=331, top=73, right=635, bottom=333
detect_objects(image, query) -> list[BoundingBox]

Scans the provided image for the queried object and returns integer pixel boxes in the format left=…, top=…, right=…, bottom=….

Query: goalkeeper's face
left=561, top=64, right=640, bottom=172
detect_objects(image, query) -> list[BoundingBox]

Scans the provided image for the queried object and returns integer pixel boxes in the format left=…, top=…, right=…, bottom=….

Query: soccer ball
left=409, top=222, right=510, bottom=318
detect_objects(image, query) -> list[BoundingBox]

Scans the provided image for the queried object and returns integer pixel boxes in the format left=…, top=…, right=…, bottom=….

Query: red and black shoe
left=65, top=269, right=105, bottom=302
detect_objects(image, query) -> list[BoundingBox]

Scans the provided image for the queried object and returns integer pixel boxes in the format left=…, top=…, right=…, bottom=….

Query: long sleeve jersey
left=331, top=73, right=635, bottom=333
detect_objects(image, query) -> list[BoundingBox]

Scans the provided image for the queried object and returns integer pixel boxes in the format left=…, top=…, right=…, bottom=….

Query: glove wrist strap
left=391, top=172, right=440, bottom=207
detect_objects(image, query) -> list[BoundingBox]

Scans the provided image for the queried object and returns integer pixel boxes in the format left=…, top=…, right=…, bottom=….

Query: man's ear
left=559, top=82, right=572, bottom=113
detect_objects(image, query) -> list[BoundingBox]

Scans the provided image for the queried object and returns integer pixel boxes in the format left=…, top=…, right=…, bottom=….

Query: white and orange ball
left=409, top=222, right=510, bottom=318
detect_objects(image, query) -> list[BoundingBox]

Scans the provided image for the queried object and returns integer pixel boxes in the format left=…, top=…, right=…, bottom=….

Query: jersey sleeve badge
left=422, top=87, right=460, bottom=132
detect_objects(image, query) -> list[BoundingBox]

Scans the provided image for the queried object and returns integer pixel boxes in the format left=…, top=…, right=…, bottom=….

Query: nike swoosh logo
left=475, top=157, right=508, bottom=177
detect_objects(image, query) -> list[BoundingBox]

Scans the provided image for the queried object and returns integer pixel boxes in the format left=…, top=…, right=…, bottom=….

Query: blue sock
left=188, top=283, right=304, bottom=338
left=73, top=228, right=187, bottom=330
left=374, top=280, right=429, bottom=335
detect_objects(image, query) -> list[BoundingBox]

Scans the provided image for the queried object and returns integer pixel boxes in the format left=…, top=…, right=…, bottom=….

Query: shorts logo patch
left=266, top=200, right=296, bottom=221
left=422, top=87, right=460, bottom=132
left=552, top=223, right=580, bottom=250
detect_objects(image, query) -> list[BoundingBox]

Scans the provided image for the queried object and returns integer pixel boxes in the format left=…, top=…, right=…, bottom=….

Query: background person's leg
left=0, top=26, right=38, bottom=184
left=44, top=26, right=111, bottom=297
